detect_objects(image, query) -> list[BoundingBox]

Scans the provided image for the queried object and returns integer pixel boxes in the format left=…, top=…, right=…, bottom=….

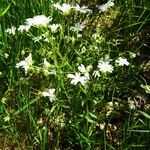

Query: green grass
left=0, top=0, right=150, bottom=149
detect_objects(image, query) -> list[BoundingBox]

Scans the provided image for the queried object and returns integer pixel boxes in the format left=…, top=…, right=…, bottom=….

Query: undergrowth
left=0, top=0, right=150, bottom=149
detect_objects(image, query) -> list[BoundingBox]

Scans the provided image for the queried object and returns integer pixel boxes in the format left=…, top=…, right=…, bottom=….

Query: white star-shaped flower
left=98, top=0, right=114, bottom=12
left=49, top=24, right=60, bottom=33
left=78, top=64, right=92, bottom=79
left=70, top=23, right=85, bottom=32
left=25, top=15, right=52, bottom=27
left=67, top=72, right=88, bottom=85
left=42, top=88, right=56, bottom=102
left=98, top=61, right=114, bottom=73
left=115, top=57, right=130, bottom=66
left=53, top=3, right=72, bottom=14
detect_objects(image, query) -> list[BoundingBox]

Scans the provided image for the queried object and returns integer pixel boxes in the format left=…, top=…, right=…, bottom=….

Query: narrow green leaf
left=0, top=4, right=11, bottom=17
left=137, top=110, right=150, bottom=120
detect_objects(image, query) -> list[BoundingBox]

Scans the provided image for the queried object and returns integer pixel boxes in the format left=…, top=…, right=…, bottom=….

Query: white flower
left=53, top=3, right=72, bottom=14
left=92, top=70, right=101, bottom=78
left=42, top=88, right=56, bottom=102
left=115, top=57, right=130, bottom=66
left=25, top=15, right=52, bottom=27
left=18, top=24, right=30, bottom=32
left=73, top=4, right=92, bottom=13
left=70, top=23, right=85, bottom=32
left=49, top=24, right=60, bottom=33
left=98, top=0, right=114, bottom=12
left=67, top=72, right=88, bottom=85
left=6, top=26, right=16, bottom=35
left=98, top=61, right=114, bottom=73
left=16, top=53, right=33, bottom=74
left=78, top=64, right=92, bottom=79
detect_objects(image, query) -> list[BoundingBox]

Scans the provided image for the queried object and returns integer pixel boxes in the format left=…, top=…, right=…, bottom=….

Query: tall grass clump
left=0, top=0, right=150, bottom=149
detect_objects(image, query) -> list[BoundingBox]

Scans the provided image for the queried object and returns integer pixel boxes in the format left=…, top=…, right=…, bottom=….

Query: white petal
left=67, top=74, right=75, bottom=79
left=42, top=91, right=50, bottom=97
left=70, top=79, right=78, bottom=85
left=48, top=88, right=55, bottom=95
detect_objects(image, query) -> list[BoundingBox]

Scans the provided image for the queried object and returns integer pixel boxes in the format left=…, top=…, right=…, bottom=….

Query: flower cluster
left=73, top=4, right=92, bottom=13
left=16, top=51, right=130, bottom=87
left=5, top=1, right=115, bottom=35
left=25, top=15, right=52, bottom=27
left=66, top=55, right=130, bottom=85
left=67, top=64, right=92, bottom=85
left=6, top=15, right=52, bottom=35
left=16, top=53, right=56, bottom=76
left=53, top=3, right=92, bottom=14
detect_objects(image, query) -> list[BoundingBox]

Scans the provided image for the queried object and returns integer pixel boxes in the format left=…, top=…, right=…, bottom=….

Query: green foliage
left=0, top=0, right=150, bottom=149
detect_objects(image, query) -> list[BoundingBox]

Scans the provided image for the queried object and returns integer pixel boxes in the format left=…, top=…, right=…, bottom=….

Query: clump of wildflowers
left=53, top=3, right=92, bottom=14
